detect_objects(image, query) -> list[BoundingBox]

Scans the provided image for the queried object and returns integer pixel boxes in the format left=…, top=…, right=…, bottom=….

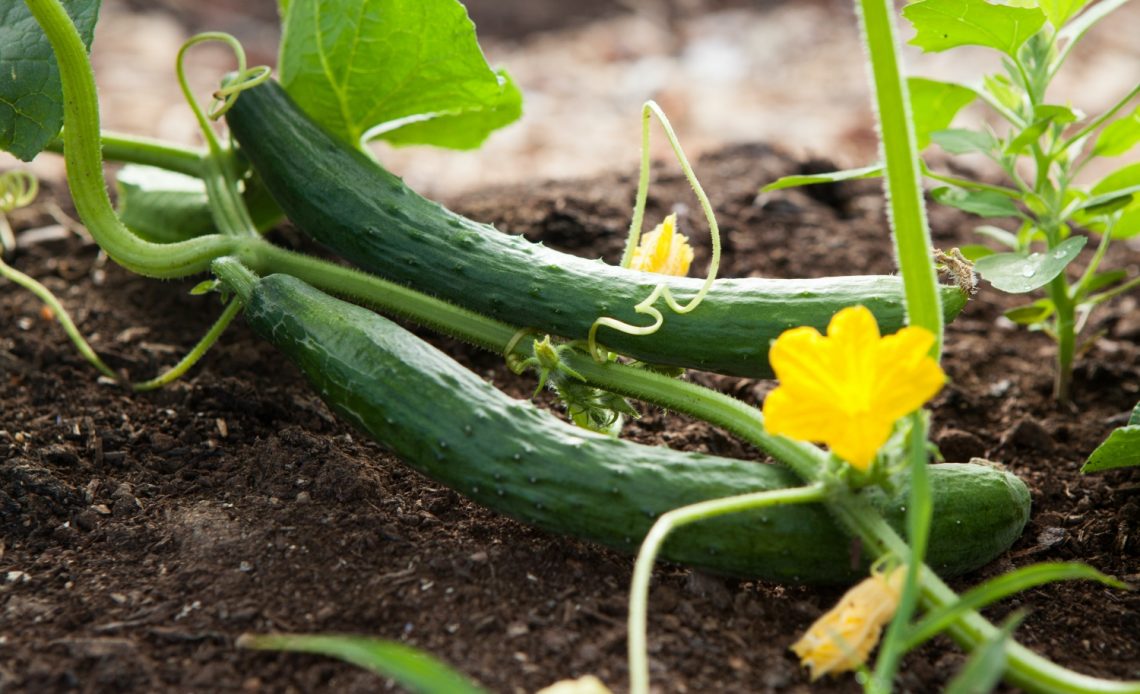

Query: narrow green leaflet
left=1039, top=0, right=1091, bottom=28
left=974, top=235, right=1087, bottom=293
left=278, top=0, right=521, bottom=150
left=909, top=77, right=977, bottom=149
left=1083, top=163, right=1140, bottom=239
left=1093, top=107, right=1140, bottom=158
left=931, top=128, right=997, bottom=156
left=903, top=0, right=1046, bottom=58
left=238, top=633, right=490, bottom=694
left=1083, top=402, right=1140, bottom=473
left=760, top=164, right=884, bottom=192
left=932, top=187, right=1019, bottom=218
left=0, top=0, right=100, bottom=161
left=1004, top=299, right=1054, bottom=325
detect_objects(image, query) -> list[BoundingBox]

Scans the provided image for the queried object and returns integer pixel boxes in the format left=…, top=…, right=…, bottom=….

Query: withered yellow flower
left=791, top=566, right=906, bottom=680
left=762, top=305, right=945, bottom=469
left=535, top=675, right=613, bottom=694
left=629, top=213, right=694, bottom=276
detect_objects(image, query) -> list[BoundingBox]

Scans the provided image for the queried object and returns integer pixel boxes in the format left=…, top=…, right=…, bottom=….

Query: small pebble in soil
left=937, top=428, right=987, bottom=462
left=1000, top=417, right=1055, bottom=453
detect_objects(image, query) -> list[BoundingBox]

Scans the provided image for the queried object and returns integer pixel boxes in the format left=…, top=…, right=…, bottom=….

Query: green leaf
left=1081, top=163, right=1140, bottom=238
left=931, top=128, right=997, bottom=156
left=907, top=562, right=1127, bottom=648
left=1083, top=402, right=1140, bottom=473
left=903, top=0, right=1047, bottom=58
left=958, top=244, right=997, bottom=261
left=974, top=235, right=1087, bottom=293
left=278, top=0, right=521, bottom=150
left=945, top=614, right=1024, bottom=694
left=932, top=186, right=1019, bottom=217
left=0, top=0, right=100, bottom=161
left=908, top=78, right=978, bottom=149
left=1004, top=298, right=1055, bottom=325
left=1093, top=107, right=1140, bottom=158
left=974, top=224, right=1019, bottom=249
left=1039, top=0, right=1092, bottom=28
left=983, top=73, right=1023, bottom=114
left=1082, top=269, right=1128, bottom=295
left=1006, top=104, right=1079, bottom=155
left=759, top=164, right=884, bottom=192
left=238, top=633, right=491, bottom=694
left=379, top=70, right=522, bottom=150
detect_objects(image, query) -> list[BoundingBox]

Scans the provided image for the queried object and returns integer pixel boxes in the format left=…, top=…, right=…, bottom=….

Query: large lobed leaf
left=0, top=0, right=100, bottom=161
left=903, top=0, right=1046, bottom=58
left=277, top=0, right=521, bottom=150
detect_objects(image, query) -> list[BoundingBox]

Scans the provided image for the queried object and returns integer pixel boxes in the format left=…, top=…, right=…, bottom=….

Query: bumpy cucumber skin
left=226, top=81, right=968, bottom=379
left=244, top=274, right=1028, bottom=585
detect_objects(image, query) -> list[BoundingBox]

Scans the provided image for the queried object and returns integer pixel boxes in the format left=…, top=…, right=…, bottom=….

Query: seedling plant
left=2, top=0, right=1137, bottom=691
left=765, top=0, right=1140, bottom=405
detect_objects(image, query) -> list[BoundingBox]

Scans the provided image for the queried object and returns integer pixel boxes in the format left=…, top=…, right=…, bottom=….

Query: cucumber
left=226, top=80, right=968, bottom=379
left=241, top=273, right=1029, bottom=585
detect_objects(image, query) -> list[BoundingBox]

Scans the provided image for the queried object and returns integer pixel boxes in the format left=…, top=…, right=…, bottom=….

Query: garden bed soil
left=2, top=142, right=1139, bottom=693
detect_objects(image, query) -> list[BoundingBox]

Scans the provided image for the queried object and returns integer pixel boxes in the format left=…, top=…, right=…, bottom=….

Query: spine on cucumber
left=226, top=80, right=968, bottom=379
left=240, top=272, right=1028, bottom=585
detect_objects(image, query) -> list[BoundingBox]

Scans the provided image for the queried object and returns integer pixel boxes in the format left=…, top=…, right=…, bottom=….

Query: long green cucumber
left=226, top=80, right=968, bottom=379
left=238, top=272, right=1028, bottom=585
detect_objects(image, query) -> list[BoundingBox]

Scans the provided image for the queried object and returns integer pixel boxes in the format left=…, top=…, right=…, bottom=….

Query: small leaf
left=932, top=187, right=1019, bottom=218
left=1005, top=105, right=1078, bottom=155
left=1003, top=299, right=1054, bottom=325
left=238, top=633, right=491, bottom=694
left=116, top=166, right=215, bottom=243
left=760, top=164, right=884, bottom=192
left=1092, top=107, right=1140, bottom=158
left=944, top=614, right=1024, bottom=694
left=903, top=0, right=1047, bottom=58
left=1082, top=415, right=1140, bottom=473
left=974, top=235, right=1087, bottom=293
left=0, top=0, right=101, bottom=161
left=1082, top=269, right=1128, bottom=295
left=974, top=224, right=1020, bottom=249
left=1039, top=0, right=1092, bottom=28
left=278, top=0, right=521, bottom=150
left=931, top=128, right=997, bottom=156
left=909, top=78, right=978, bottom=149
left=190, top=280, right=219, bottom=296
left=958, top=244, right=997, bottom=261
left=983, top=73, right=1023, bottom=114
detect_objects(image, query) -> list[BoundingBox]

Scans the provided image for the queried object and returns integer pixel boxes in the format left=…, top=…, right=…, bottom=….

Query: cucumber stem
left=46, top=132, right=205, bottom=177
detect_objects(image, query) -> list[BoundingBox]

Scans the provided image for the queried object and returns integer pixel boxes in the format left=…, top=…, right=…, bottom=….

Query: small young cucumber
left=226, top=81, right=968, bottom=379
left=241, top=273, right=1029, bottom=585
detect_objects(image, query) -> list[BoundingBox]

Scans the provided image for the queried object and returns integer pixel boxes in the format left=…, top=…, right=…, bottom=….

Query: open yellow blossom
left=762, top=305, right=945, bottom=469
left=535, top=675, right=613, bottom=694
left=629, top=213, right=694, bottom=276
left=791, top=566, right=906, bottom=680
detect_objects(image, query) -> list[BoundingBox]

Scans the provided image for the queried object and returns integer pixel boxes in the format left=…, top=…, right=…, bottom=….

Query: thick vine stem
left=26, top=0, right=237, bottom=278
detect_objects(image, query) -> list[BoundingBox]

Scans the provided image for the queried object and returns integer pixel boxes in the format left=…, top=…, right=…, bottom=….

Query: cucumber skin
left=226, top=81, right=968, bottom=379
left=244, top=274, right=1029, bottom=586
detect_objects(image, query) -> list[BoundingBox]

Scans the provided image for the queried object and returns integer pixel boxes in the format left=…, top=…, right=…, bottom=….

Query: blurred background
left=11, top=0, right=1140, bottom=197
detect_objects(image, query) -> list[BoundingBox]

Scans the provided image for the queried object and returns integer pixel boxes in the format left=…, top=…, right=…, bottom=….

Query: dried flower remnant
left=535, top=674, right=613, bottom=694
left=763, top=305, right=945, bottom=469
left=629, top=213, right=694, bottom=276
left=791, top=566, right=906, bottom=680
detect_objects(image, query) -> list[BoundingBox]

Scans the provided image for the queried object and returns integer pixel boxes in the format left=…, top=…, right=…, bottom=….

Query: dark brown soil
left=2, top=141, right=1138, bottom=693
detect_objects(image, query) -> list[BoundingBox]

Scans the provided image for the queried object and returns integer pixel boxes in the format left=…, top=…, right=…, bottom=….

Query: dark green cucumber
left=226, top=80, right=968, bottom=379
left=241, top=273, right=1028, bottom=585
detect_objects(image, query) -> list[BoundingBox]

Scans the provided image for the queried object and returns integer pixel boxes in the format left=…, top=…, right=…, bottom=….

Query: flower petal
left=825, top=306, right=881, bottom=411
left=768, top=326, right=842, bottom=404
left=872, top=327, right=945, bottom=422
left=763, top=385, right=845, bottom=442
left=826, top=412, right=893, bottom=470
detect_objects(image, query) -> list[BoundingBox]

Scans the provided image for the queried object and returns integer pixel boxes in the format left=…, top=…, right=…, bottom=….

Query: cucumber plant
left=4, top=0, right=1137, bottom=693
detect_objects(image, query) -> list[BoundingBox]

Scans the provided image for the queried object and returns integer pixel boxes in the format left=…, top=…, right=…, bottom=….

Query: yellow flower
left=629, top=213, right=694, bottom=276
left=535, top=675, right=613, bottom=694
left=791, top=566, right=906, bottom=680
left=762, top=305, right=945, bottom=469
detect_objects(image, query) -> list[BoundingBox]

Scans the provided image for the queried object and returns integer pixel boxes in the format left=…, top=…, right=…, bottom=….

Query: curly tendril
left=1, top=170, right=41, bottom=254
left=587, top=101, right=722, bottom=362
